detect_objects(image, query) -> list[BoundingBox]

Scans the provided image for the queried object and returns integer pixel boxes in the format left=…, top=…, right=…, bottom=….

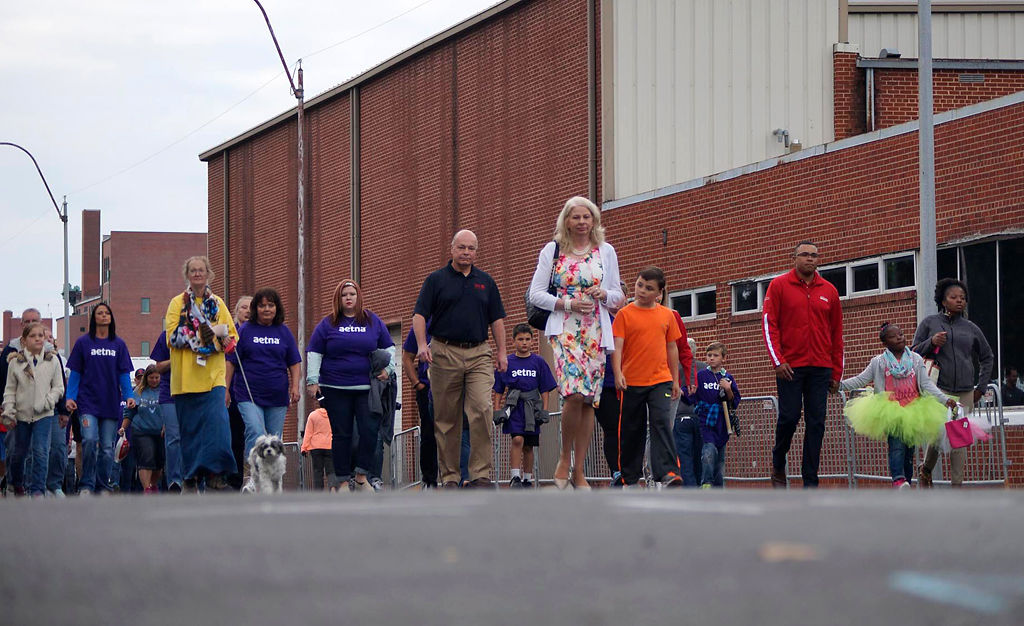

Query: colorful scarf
left=170, top=286, right=222, bottom=355
left=883, top=349, right=918, bottom=407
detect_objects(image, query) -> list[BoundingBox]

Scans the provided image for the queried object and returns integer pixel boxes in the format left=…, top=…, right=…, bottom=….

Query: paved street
left=3, top=490, right=1023, bottom=625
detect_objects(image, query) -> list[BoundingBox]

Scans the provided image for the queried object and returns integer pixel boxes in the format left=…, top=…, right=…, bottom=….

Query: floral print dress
left=550, top=247, right=605, bottom=406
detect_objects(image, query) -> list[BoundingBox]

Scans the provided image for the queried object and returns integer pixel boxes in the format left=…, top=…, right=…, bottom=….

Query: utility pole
left=918, top=0, right=936, bottom=325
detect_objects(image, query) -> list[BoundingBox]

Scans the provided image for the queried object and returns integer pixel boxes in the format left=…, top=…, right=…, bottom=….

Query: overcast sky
left=0, top=0, right=498, bottom=325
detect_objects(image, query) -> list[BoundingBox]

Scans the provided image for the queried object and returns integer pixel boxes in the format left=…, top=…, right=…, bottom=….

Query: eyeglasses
left=795, top=252, right=820, bottom=258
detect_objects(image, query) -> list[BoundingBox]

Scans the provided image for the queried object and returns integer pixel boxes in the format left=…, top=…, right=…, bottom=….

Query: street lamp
left=0, top=142, right=70, bottom=356
left=252, top=1, right=308, bottom=433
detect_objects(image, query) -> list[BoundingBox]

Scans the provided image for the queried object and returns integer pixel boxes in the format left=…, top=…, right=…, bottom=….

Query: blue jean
left=701, top=442, right=726, bottom=487
left=460, top=421, right=471, bottom=483
left=160, top=402, right=183, bottom=487
left=80, top=414, right=118, bottom=492
left=237, top=402, right=287, bottom=459
left=46, top=417, right=68, bottom=492
left=773, top=366, right=831, bottom=488
left=174, top=387, right=237, bottom=480
left=673, top=417, right=703, bottom=486
left=11, top=417, right=55, bottom=495
left=321, top=388, right=374, bottom=481
left=887, top=436, right=915, bottom=482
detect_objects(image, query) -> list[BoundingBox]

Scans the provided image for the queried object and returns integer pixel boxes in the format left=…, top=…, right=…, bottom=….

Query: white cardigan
left=528, top=241, right=624, bottom=351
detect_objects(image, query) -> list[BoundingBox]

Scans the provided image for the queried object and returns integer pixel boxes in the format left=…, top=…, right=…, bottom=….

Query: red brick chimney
left=82, top=209, right=101, bottom=299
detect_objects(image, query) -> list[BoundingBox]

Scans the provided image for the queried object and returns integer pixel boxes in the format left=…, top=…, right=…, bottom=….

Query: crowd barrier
left=285, top=383, right=1008, bottom=490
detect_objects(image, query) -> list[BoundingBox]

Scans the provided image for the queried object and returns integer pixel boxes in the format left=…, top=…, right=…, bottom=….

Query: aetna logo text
left=336, top=326, right=367, bottom=333
left=90, top=348, right=117, bottom=356
left=252, top=337, right=280, bottom=345
left=510, top=369, right=537, bottom=378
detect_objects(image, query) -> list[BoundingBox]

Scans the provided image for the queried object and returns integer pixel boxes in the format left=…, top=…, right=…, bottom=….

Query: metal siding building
left=604, top=0, right=839, bottom=201
left=849, top=5, right=1024, bottom=59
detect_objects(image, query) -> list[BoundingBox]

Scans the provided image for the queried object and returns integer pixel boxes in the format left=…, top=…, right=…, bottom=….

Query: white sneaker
left=47, top=488, right=66, bottom=498
left=898, top=481, right=911, bottom=491
left=370, top=478, right=384, bottom=492
left=78, top=488, right=92, bottom=496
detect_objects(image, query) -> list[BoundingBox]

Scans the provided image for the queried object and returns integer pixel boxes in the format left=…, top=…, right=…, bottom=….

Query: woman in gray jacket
left=911, top=278, right=994, bottom=487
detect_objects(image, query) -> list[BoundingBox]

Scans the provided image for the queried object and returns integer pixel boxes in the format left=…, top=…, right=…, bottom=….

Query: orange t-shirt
left=612, top=303, right=682, bottom=386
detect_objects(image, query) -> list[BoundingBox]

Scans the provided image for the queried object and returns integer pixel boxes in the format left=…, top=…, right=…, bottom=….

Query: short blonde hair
left=182, top=255, right=215, bottom=283
left=553, top=196, right=605, bottom=250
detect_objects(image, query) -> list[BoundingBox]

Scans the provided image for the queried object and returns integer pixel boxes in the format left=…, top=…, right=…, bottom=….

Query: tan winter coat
left=2, top=348, right=64, bottom=425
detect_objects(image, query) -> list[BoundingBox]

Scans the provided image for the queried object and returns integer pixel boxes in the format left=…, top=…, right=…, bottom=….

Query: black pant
left=773, top=366, right=831, bottom=488
left=593, top=386, right=621, bottom=473
left=309, top=449, right=339, bottom=490
left=619, top=382, right=679, bottom=484
left=416, top=387, right=438, bottom=486
left=227, top=401, right=246, bottom=489
left=320, top=387, right=374, bottom=480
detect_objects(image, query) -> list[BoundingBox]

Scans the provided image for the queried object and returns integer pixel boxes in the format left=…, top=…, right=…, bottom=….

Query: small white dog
left=242, top=434, right=287, bottom=494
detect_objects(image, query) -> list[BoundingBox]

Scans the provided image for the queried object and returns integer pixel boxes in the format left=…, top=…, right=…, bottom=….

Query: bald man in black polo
left=413, top=230, right=507, bottom=489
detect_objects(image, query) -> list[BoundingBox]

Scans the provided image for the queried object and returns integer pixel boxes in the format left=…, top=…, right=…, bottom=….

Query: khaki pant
left=922, top=389, right=975, bottom=486
left=428, top=340, right=494, bottom=484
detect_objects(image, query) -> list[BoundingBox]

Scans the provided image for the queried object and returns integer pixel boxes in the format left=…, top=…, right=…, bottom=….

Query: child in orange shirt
left=301, top=400, right=339, bottom=492
left=612, top=267, right=683, bottom=487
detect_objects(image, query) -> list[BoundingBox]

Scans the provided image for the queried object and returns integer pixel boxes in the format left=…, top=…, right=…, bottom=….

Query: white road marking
left=615, top=498, right=764, bottom=516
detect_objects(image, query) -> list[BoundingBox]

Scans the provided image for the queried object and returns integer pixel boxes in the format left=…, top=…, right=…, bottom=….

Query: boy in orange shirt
left=612, top=267, right=683, bottom=488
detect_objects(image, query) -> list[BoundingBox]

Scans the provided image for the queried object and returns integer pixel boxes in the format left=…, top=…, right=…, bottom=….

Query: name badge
left=196, top=355, right=207, bottom=367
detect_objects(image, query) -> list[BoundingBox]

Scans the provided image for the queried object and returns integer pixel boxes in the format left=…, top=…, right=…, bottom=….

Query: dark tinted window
left=852, top=263, right=879, bottom=292
left=672, top=293, right=692, bottom=318
left=884, top=256, right=915, bottom=289
left=820, top=267, right=847, bottom=296
left=733, top=282, right=758, bottom=312
left=696, top=290, right=716, bottom=316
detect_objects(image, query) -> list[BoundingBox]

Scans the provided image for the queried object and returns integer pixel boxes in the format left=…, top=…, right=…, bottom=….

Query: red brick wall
left=834, top=51, right=866, bottom=140
left=873, top=67, right=1024, bottom=130
left=105, top=232, right=208, bottom=358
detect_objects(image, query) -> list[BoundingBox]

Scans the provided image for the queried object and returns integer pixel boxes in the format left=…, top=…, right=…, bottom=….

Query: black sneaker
left=167, top=483, right=182, bottom=494
left=206, top=474, right=232, bottom=492
left=521, top=478, right=533, bottom=489
left=509, top=476, right=524, bottom=489
left=609, top=472, right=625, bottom=488
left=182, top=478, right=198, bottom=494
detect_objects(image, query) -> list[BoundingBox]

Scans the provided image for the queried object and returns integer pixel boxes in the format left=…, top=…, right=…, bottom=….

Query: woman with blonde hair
left=529, top=196, right=623, bottom=489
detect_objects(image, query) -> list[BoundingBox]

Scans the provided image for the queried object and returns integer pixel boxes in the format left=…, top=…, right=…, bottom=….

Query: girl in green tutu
left=839, top=323, right=957, bottom=489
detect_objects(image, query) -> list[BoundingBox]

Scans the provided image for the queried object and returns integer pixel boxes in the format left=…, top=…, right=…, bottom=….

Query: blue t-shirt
left=126, top=387, right=163, bottom=434
left=226, top=322, right=301, bottom=407
left=402, top=327, right=430, bottom=388
left=149, top=331, right=173, bottom=404
left=67, top=334, right=133, bottom=420
left=493, top=353, right=557, bottom=434
left=308, top=313, right=393, bottom=387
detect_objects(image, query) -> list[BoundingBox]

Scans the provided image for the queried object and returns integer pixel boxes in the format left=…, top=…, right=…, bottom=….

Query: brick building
left=3, top=310, right=55, bottom=345
left=199, top=0, right=1024, bottom=484
left=58, top=210, right=207, bottom=360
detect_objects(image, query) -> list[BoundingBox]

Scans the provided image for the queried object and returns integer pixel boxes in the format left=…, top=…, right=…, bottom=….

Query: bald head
left=450, top=230, right=479, bottom=274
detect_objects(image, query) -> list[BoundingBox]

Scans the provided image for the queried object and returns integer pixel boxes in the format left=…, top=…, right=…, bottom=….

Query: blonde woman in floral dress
left=529, top=197, right=623, bottom=489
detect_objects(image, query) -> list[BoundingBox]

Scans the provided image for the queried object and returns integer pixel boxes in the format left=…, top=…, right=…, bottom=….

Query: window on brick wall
left=817, top=252, right=917, bottom=300
left=670, top=287, right=716, bottom=320
left=884, top=254, right=915, bottom=290
left=140, top=297, right=150, bottom=314
left=820, top=267, right=847, bottom=297
left=730, top=277, right=776, bottom=314
left=141, top=341, right=149, bottom=357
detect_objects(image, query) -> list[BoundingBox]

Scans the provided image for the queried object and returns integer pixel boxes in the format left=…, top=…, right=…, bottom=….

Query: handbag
left=923, top=347, right=940, bottom=385
left=525, top=242, right=560, bottom=330
left=944, top=405, right=974, bottom=449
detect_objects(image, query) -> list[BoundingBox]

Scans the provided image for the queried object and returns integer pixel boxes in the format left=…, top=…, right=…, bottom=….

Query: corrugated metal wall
left=849, top=11, right=1024, bottom=59
left=607, top=0, right=839, bottom=201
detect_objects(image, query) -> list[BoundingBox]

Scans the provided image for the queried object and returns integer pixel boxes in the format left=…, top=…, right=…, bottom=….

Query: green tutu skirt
left=844, top=393, right=947, bottom=448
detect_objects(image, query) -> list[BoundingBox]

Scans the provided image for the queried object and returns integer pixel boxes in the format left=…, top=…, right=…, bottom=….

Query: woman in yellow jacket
left=165, top=256, right=238, bottom=492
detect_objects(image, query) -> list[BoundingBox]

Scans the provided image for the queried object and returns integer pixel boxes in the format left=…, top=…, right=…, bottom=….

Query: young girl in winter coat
left=840, top=323, right=956, bottom=489
left=2, top=323, right=65, bottom=497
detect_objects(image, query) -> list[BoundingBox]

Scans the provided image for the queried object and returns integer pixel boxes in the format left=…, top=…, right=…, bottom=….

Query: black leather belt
left=433, top=337, right=484, bottom=349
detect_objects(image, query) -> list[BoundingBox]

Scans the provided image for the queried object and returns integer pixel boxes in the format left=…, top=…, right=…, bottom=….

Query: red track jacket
left=762, top=269, right=844, bottom=381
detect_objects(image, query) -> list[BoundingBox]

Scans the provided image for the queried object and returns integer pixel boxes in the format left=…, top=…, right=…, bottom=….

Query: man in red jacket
left=762, top=241, right=843, bottom=488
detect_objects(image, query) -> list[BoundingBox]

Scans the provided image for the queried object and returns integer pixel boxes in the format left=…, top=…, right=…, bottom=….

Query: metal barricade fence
left=927, top=383, right=1008, bottom=487
left=843, top=388, right=897, bottom=486
left=492, top=411, right=559, bottom=486
left=282, top=441, right=303, bottom=491
left=390, top=426, right=421, bottom=490
left=723, top=396, right=780, bottom=483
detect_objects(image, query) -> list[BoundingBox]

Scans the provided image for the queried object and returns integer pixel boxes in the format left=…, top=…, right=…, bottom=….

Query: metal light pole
left=0, top=142, right=69, bottom=354
left=917, top=0, right=936, bottom=325
left=253, top=1, right=308, bottom=433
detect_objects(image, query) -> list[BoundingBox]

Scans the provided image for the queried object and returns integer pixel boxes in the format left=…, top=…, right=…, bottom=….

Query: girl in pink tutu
left=839, top=323, right=956, bottom=489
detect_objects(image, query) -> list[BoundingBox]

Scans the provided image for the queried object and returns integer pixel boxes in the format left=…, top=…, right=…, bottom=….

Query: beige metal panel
left=849, top=11, right=1024, bottom=58
left=610, top=0, right=838, bottom=200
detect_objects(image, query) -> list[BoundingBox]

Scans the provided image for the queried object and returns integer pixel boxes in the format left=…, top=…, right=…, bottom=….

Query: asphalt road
left=3, top=490, right=1023, bottom=625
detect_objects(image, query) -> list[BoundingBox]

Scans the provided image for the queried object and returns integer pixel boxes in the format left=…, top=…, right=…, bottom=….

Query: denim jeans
left=673, top=417, right=703, bottom=486
left=371, top=415, right=387, bottom=482
left=10, top=417, right=55, bottom=495
left=46, top=416, right=68, bottom=492
left=160, top=402, right=183, bottom=487
left=887, top=436, right=915, bottom=482
left=320, top=387, right=374, bottom=481
left=773, top=366, right=831, bottom=488
left=80, top=414, right=117, bottom=492
left=237, top=402, right=287, bottom=459
left=701, top=441, right=726, bottom=487
left=460, top=419, right=471, bottom=483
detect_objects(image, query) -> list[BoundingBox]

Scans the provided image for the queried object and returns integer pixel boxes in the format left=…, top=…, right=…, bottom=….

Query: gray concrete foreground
left=2, top=490, right=1023, bottom=625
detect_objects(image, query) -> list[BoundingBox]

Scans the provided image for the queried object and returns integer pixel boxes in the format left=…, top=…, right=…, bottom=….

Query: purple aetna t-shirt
left=493, top=353, right=557, bottom=434
left=149, top=331, right=173, bottom=404
left=226, top=322, right=301, bottom=407
left=308, top=313, right=393, bottom=387
left=68, top=334, right=132, bottom=420
left=402, top=328, right=430, bottom=388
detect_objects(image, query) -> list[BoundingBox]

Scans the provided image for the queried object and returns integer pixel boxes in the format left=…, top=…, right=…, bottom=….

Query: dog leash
left=233, top=340, right=257, bottom=406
